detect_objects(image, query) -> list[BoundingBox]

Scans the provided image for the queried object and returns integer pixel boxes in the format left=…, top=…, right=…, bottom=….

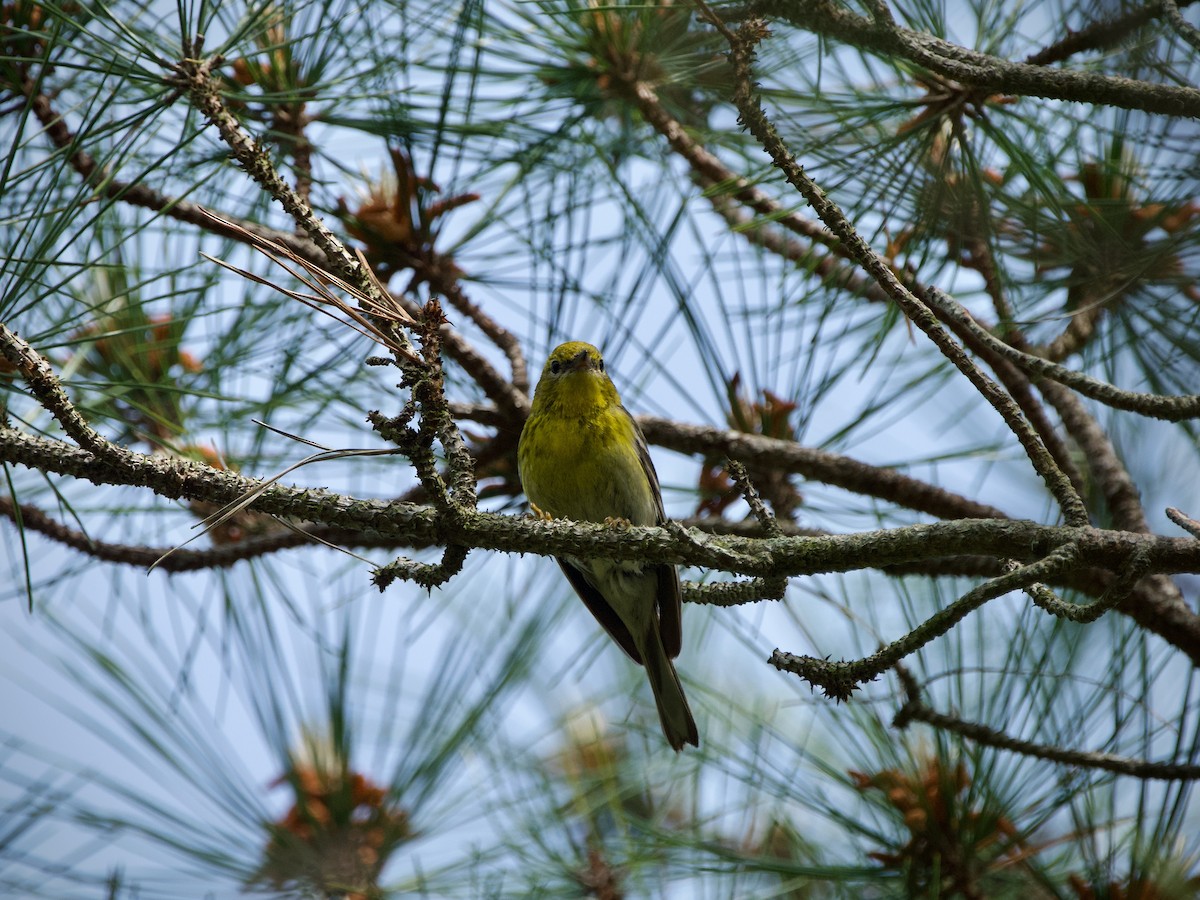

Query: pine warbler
left=518, top=342, right=698, bottom=750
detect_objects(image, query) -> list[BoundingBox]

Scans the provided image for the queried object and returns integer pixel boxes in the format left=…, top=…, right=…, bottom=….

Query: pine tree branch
left=769, top=542, right=1084, bottom=699
left=745, top=0, right=1200, bottom=117
left=921, top=287, right=1200, bottom=421
left=1024, top=0, right=1196, bottom=65
left=20, top=70, right=325, bottom=261
left=627, top=78, right=1090, bottom=497
left=167, top=43, right=414, bottom=356
left=1168, top=507, right=1200, bottom=539
left=0, top=495, right=358, bottom=570
left=620, top=77, right=859, bottom=274
left=1163, top=0, right=1200, bottom=52
left=707, top=12, right=1092, bottom=526
left=7, top=422, right=1200, bottom=577
left=638, top=414, right=1008, bottom=520
left=952, top=230, right=1088, bottom=498
left=21, top=71, right=527, bottom=421
left=0, top=323, right=121, bottom=459
left=0, top=495, right=1173, bottom=619
left=6, top=416, right=1199, bottom=655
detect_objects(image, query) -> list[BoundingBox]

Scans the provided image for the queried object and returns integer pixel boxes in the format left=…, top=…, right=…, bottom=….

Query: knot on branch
left=769, top=649, right=871, bottom=702
left=166, top=36, right=228, bottom=123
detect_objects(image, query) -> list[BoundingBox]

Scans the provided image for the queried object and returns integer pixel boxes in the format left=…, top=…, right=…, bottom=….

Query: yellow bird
left=518, top=341, right=698, bottom=750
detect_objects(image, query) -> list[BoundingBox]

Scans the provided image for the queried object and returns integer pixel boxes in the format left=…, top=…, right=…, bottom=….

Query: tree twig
left=1024, top=0, right=1197, bottom=65
left=1163, top=0, right=1200, bottom=52
left=893, top=666, right=1200, bottom=780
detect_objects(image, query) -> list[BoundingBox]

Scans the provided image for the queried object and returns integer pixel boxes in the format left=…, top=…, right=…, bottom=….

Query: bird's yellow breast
left=518, top=372, right=657, bottom=526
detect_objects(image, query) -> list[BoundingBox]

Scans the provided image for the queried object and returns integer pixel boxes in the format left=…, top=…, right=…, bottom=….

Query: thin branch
left=923, top=288, right=1200, bottom=422
left=639, top=416, right=1012, bottom=521
left=167, top=43, right=420, bottom=362
left=1167, top=507, right=1200, bottom=539
left=372, top=543, right=470, bottom=591
left=1035, top=380, right=1149, bottom=533
left=1037, top=298, right=1110, bottom=363
left=684, top=578, right=784, bottom=606
left=768, top=542, right=1082, bottom=699
left=688, top=460, right=788, bottom=604
left=23, top=72, right=527, bottom=419
left=894, top=667, right=1200, bottom=780
left=747, top=0, right=1200, bottom=117
left=21, top=71, right=327, bottom=261
left=0, top=495, right=349, bottom=570
left=1163, top=0, right=1200, bottom=52
left=622, top=79, right=848, bottom=259
left=1024, top=546, right=1150, bottom=623
left=953, top=223, right=1088, bottom=497
left=1024, top=1, right=1196, bottom=65
left=0, top=323, right=119, bottom=458
left=859, top=0, right=895, bottom=28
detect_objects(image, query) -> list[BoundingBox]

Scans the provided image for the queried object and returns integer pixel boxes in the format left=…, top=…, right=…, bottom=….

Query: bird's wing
left=626, top=406, right=667, bottom=523
left=557, top=558, right=643, bottom=665
left=626, top=407, right=683, bottom=660
left=656, top=564, right=682, bottom=659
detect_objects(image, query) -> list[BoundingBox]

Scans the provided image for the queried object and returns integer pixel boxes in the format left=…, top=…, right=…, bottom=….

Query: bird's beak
left=567, top=349, right=596, bottom=373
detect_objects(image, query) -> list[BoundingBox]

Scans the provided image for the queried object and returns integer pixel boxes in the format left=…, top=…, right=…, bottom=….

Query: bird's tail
left=642, top=626, right=699, bottom=751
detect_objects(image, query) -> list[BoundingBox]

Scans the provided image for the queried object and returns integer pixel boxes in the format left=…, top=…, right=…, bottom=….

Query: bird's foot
left=603, top=516, right=633, bottom=529
left=529, top=502, right=554, bottom=522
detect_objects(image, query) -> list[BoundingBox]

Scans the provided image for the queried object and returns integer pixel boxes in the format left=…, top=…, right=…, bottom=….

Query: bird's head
left=544, top=341, right=604, bottom=377
left=532, top=341, right=619, bottom=413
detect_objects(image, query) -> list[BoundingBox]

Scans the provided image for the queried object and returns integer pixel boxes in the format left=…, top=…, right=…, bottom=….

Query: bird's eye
left=550, top=360, right=561, bottom=375
left=597, top=358, right=605, bottom=371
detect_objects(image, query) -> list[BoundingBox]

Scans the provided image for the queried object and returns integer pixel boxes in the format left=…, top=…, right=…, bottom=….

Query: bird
left=517, top=341, right=698, bottom=750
